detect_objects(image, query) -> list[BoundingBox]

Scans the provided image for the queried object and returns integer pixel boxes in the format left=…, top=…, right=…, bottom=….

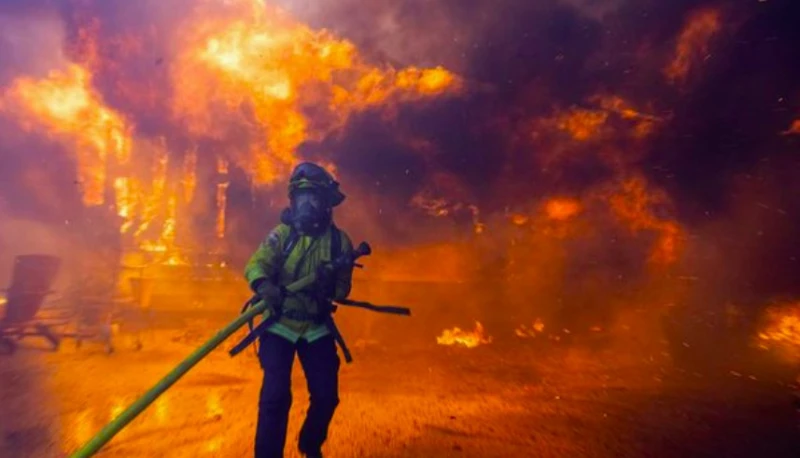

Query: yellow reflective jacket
left=244, top=223, right=353, bottom=342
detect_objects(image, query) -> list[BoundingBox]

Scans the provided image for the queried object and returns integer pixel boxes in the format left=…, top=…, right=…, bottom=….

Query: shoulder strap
left=330, top=224, right=342, bottom=262
left=279, top=225, right=340, bottom=268
left=281, top=226, right=300, bottom=264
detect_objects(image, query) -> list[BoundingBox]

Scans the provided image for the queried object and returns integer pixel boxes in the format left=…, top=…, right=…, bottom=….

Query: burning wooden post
left=216, top=157, right=229, bottom=240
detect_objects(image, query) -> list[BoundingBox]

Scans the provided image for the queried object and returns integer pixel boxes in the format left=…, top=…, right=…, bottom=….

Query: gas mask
left=288, top=188, right=331, bottom=235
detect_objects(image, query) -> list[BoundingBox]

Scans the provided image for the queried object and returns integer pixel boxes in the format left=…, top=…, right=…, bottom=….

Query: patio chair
left=0, top=255, right=62, bottom=353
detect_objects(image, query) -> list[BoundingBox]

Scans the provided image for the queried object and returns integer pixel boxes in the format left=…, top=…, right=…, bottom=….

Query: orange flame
left=216, top=158, right=230, bottom=239
left=510, top=214, right=530, bottom=226
left=1, top=64, right=132, bottom=206
left=544, top=198, right=581, bottom=221
left=172, top=1, right=461, bottom=185
left=607, top=176, right=683, bottom=266
left=2, top=1, right=461, bottom=266
left=182, top=147, right=198, bottom=204
left=0, top=60, right=195, bottom=263
left=436, top=322, right=492, bottom=348
left=515, top=318, right=546, bottom=338
left=592, top=95, right=660, bottom=138
left=556, top=108, right=609, bottom=141
left=540, top=94, right=661, bottom=147
left=665, top=8, right=722, bottom=84
left=758, top=302, right=800, bottom=361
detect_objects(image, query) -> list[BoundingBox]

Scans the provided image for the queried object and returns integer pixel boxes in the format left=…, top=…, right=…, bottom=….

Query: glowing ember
left=544, top=198, right=581, bottom=221
left=515, top=318, right=546, bottom=338
left=510, top=214, right=530, bottom=226
left=758, top=302, right=800, bottom=361
left=665, top=8, right=722, bottom=84
left=436, top=322, right=492, bottom=348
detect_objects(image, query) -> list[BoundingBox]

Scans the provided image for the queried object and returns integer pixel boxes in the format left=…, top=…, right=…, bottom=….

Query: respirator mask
left=289, top=188, right=330, bottom=235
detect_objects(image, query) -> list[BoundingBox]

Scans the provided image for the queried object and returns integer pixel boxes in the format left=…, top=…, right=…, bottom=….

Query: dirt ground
left=1, top=313, right=798, bottom=458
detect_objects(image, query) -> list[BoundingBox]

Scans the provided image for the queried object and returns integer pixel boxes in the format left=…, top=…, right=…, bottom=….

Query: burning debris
left=757, top=301, right=800, bottom=362
left=515, top=318, right=546, bottom=338
left=436, top=321, right=492, bottom=348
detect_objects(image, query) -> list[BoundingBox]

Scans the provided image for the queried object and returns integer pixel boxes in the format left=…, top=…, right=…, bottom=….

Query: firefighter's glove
left=315, top=264, right=335, bottom=298
left=254, top=280, right=285, bottom=312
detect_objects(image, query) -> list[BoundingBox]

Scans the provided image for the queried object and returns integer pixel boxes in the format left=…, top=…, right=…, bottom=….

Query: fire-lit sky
left=0, top=0, right=798, bottom=298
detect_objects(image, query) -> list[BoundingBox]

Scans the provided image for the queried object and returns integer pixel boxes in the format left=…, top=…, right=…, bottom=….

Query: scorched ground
left=0, top=296, right=798, bottom=458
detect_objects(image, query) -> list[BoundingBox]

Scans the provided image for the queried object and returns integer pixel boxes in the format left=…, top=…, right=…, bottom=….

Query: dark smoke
left=0, top=0, right=799, bottom=304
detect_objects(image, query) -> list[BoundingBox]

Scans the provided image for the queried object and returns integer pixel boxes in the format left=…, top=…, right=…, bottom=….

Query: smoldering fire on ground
left=0, top=0, right=799, bottom=457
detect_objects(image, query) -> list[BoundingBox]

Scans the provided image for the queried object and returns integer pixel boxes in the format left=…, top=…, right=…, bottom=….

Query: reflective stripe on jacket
left=244, top=223, right=353, bottom=342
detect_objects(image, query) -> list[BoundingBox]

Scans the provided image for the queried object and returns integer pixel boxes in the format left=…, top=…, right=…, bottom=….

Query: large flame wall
left=0, top=0, right=799, bottom=358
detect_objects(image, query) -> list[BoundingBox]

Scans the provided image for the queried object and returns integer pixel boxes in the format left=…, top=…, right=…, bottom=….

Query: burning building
left=0, top=0, right=799, bottom=456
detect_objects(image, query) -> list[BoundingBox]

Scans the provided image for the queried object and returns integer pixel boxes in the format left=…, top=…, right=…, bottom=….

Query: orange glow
left=556, top=108, right=609, bottom=141
left=410, top=193, right=452, bottom=217
left=665, top=8, right=722, bottom=84
left=183, top=147, right=198, bottom=204
left=607, top=176, right=684, bottom=266
left=171, top=1, right=461, bottom=185
left=436, top=322, right=492, bottom=348
left=1, top=63, right=132, bottom=206
left=109, top=397, right=126, bottom=422
left=515, top=318, right=546, bottom=338
left=0, top=60, right=199, bottom=263
left=206, top=390, right=224, bottom=419
left=154, top=394, right=170, bottom=425
left=592, top=94, right=660, bottom=138
left=758, top=302, right=800, bottom=361
left=69, top=409, right=95, bottom=451
left=538, top=95, right=661, bottom=148
left=1, top=0, right=460, bottom=268
left=782, top=119, right=800, bottom=135
left=394, top=66, right=458, bottom=95
left=217, top=158, right=230, bottom=239
left=410, top=192, right=484, bottom=234
left=544, top=198, right=581, bottom=221
left=510, top=214, right=530, bottom=226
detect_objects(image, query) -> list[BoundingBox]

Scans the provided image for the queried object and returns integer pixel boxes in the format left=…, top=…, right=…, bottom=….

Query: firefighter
left=244, top=162, right=354, bottom=458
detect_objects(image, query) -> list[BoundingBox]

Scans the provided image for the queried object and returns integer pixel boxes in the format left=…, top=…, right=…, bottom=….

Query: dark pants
left=255, top=332, right=340, bottom=458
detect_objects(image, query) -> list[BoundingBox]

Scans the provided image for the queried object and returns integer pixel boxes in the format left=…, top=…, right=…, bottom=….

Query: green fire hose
left=68, top=271, right=322, bottom=458
left=68, top=242, right=384, bottom=457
